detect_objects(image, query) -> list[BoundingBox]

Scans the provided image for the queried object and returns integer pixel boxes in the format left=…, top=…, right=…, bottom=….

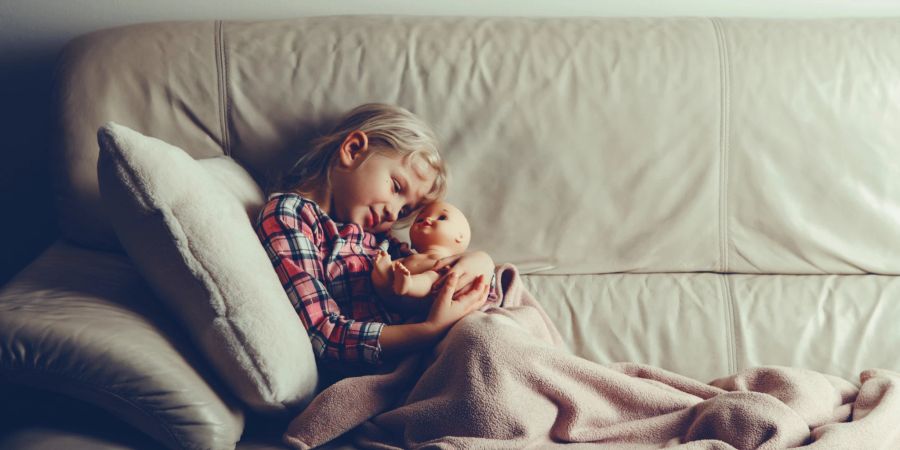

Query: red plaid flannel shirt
left=256, top=193, right=407, bottom=366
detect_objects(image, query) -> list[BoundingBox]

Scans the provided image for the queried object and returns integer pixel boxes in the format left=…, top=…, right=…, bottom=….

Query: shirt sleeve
left=385, top=235, right=413, bottom=260
left=257, top=194, right=384, bottom=365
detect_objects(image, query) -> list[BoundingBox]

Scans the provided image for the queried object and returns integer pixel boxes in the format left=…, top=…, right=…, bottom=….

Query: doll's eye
left=438, top=214, right=447, bottom=220
left=399, top=206, right=410, bottom=219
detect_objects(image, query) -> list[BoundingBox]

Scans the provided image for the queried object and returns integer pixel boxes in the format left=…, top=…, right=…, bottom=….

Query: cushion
left=96, top=122, right=318, bottom=412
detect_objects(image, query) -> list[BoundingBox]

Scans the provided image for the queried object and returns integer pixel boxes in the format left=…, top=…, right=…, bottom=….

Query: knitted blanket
left=284, top=264, right=900, bottom=449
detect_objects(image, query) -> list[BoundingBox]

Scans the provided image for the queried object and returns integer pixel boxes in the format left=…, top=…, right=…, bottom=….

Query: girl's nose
left=384, top=206, right=397, bottom=223
left=424, top=217, right=434, bottom=225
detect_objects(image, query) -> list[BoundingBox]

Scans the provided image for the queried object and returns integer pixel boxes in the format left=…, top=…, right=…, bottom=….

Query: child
left=255, top=103, right=495, bottom=374
left=371, top=200, right=474, bottom=314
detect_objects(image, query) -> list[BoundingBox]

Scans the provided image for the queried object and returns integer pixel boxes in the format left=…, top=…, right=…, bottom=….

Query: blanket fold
left=284, top=264, right=900, bottom=449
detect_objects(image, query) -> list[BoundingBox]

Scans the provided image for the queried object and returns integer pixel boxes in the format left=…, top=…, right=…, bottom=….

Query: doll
left=372, top=200, right=471, bottom=309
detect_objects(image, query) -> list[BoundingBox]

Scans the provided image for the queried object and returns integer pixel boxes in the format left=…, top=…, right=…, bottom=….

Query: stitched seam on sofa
left=107, top=135, right=280, bottom=405
left=215, top=20, right=232, bottom=157
left=223, top=21, right=234, bottom=157
left=718, top=274, right=738, bottom=374
left=0, top=367, right=187, bottom=449
left=711, top=18, right=731, bottom=273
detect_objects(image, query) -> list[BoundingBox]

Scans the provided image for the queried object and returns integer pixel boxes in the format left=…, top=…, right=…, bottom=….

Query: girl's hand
left=432, top=251, right=495, bottom=297
left=425, top=273, right=489, bottom=333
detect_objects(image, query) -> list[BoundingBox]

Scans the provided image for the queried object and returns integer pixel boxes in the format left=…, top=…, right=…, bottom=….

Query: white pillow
left=97, top=122, right=318, bottom=412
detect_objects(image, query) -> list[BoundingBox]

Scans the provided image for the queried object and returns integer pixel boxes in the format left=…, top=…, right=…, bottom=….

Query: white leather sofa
left=2, top=16, right=900, bottom=449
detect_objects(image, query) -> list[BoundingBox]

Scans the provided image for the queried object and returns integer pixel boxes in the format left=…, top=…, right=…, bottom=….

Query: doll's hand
left=374, top=250, right=392, bottom=270
left=371, top=251, right=396, bottom=298
left=432, top=251, right=494, bottom=298
left=391, top=261, right=412, bottom=296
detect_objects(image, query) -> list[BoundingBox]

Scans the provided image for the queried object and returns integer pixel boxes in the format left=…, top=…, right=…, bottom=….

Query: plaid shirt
left=256, top=193, right=406, bottom=366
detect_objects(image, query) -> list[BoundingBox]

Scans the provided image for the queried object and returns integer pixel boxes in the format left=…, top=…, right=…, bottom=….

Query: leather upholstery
left=54, top=21, right=225, bottom=250
left=7, top=15, right=900, bottom=449
left=523, top=272, right=900, bottom=382
left=0, top=242, right=244, bottom=449
left=54, top=17, right=900, bottom=275
left=0, top=380, right=354, bottom=450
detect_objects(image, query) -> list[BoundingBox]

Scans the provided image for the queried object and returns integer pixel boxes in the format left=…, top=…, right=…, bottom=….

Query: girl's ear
left=338, top=130, right=370, bottom=169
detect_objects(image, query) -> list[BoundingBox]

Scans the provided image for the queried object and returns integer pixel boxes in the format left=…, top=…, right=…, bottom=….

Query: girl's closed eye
left=392, top=179, right=402, bottom=194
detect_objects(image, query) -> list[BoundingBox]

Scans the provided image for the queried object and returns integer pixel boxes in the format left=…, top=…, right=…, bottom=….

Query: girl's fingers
left=465, top=284, right=490, bottom=313
left=432, top=259, right=448, bottom=270
left=458, top=276, right=487, bottom=304
left=437, top=272, right=459, bottom=302
left=433, top=272, right=450, bottom=289
left=436, top=270, right=469, bottom=297
left=433, top=255, right=461, bottom=271
left=463, top=274, right=486, bottom=296
left=452, top=272, right=470, bottom=293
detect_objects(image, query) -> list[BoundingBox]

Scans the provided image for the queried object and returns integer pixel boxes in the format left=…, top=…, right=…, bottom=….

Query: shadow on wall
left=0, top=50, right=59, bottom=285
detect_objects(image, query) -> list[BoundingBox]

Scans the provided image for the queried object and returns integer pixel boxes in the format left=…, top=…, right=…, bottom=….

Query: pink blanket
left=284, top=264, right=900, bottom=449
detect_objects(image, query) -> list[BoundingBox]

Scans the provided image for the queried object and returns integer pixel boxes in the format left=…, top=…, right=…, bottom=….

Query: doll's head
left=409, top=201, right=471, bottom=255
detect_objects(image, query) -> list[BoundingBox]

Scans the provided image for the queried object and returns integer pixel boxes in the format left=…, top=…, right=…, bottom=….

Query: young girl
left=255, top=103, right=495, bottom=375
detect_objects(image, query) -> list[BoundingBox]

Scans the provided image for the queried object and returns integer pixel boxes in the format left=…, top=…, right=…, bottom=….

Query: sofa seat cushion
left=0, top=241, right=244, bottom=449
left=522, top=272, right=900, bottom=382
left=0, top=384, right=359, bottom=450
left=0, top=382, right=364, bottom=450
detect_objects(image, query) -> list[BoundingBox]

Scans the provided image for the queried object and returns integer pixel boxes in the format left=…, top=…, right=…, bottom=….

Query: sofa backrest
left=54, top=16, right=900, bottom=275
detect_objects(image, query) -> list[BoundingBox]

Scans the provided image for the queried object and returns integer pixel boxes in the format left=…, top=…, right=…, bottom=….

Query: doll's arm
left=371, top=250, right=395, bottom=299
left=392, top=262, right=441, bottom=298
left=373, top=252, right=432, bottom=313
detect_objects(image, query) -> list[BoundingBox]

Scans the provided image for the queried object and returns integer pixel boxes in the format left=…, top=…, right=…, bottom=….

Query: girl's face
left=329, top=131, right=436, bottom=234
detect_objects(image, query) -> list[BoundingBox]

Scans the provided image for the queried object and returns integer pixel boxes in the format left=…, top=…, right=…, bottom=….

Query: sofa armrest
left=0, top=241, right=244, bottom=449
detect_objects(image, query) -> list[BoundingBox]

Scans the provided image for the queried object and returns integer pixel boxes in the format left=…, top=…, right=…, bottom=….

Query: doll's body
left=372, top=201, right=471, bottom=309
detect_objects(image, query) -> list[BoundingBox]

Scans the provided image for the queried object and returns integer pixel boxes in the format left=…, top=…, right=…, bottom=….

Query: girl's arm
left=380, top=272, right=489, bottom=356
left=258, top=194, right=386, bottom=365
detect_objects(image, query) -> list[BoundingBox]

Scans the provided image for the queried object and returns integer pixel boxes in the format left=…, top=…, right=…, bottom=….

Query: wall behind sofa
left=2, top=0, right=900, bottom=285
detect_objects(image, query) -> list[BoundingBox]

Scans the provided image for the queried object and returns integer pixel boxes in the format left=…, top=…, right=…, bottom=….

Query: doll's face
left=409, top=201, right=471, bottom=253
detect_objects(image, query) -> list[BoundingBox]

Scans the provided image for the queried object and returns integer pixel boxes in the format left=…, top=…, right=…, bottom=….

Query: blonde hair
left=275, top=103, right=447, bottom=226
